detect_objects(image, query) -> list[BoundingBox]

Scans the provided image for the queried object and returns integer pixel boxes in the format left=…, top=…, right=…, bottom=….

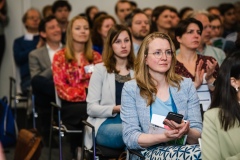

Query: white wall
left=0, top=0, right=239, bottom=98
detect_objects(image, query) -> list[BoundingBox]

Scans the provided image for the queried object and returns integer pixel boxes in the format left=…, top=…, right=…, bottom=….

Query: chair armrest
left=128, top=149, right=145, bottom=159
left=50, top=102, right=61, bottom=109
left=82, top=120, right=94, bottom=129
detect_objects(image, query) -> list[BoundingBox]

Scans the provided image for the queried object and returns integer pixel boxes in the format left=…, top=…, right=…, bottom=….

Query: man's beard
left=133, top=33, right=145, bottom=41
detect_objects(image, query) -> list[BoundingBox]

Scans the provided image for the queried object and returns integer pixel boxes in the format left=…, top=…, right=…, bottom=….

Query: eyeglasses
left=148, top=50, right=173, bottom=59
left=211, top=25, right=221, bottom=30
left=27, top=16, right=41, bottom=20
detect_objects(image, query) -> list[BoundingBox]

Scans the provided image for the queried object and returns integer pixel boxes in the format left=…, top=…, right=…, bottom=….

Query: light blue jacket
left=121, top=78, right=202, bottom=150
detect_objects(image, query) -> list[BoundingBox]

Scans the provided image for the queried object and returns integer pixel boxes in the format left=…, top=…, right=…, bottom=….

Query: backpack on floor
left=0, top=96, right=18, bottom=147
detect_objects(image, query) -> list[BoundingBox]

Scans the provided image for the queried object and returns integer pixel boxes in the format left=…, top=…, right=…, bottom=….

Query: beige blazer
left=84, top=63, right=134, bottom=149
left=29, top=46, right=52, bottom=78
left=202, top=108, right=240, bottom=160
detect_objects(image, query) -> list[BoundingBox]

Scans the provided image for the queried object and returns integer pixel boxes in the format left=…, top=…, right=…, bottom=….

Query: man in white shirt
left=29, top=15, right=62, bottom=145
left=125, top=9, right=150, bottom=55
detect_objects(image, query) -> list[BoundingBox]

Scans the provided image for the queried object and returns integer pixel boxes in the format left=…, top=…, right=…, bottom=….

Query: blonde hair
left=135, top=32, right=182, bottom=106
left=65, top=16, right=94, bottom=63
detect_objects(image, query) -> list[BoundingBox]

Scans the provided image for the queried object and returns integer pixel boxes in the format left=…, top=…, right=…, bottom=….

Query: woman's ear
left=230, top=77, right=238, bottom=88
left=40, top=31, right=46, bottom=39
left=145, top=55, right=148, bottom=65
left=176, top=36, right=181, bottom=44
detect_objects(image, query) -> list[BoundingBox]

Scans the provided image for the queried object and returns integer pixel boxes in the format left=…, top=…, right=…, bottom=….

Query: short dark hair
left=175, top=18, right=203, bottom=38
left=125, top=8, right=147, bottom=27
left=208, top=14, right=222, bottom=24
left=52, top=0, right=71, bottom=13
left=219, top=3, right=235, bottom=16
left=38, top=15, right=56, bottom=41
left=129, top=1, right=137, bottom=8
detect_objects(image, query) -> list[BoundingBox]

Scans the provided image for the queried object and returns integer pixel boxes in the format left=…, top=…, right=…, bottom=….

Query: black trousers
left=61, top=100, right=88, bottom=157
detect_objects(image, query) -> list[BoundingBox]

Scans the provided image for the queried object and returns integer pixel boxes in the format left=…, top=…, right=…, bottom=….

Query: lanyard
left=150, top=88, right=177, bottom=120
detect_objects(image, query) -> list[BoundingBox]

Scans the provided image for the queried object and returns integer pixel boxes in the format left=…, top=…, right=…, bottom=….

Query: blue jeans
left=96, top=114, right=125, bottom=149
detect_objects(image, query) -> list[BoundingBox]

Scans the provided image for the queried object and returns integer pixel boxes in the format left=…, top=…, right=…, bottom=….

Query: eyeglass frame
left=147, top=49, right=173, bottom=59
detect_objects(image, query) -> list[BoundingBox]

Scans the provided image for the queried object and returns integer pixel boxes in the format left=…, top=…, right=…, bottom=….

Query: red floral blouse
left=175, top=54, right=219, bottom=81
left=52, top=48, right=102, bottom=102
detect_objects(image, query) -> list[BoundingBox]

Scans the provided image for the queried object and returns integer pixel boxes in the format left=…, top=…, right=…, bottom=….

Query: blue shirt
left=151, top=96, right=172, bottom=117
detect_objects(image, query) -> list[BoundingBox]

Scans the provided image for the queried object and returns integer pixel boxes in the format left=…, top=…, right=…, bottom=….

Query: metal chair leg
left=48, top=106, right=54, bottom=160
left=58, top=108, right=63, bottom=160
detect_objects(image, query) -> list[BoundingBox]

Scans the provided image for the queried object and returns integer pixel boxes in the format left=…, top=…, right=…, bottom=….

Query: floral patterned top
left=52, top=48, right=102, bottom=102
left=175, top=54, right=219, bottom=81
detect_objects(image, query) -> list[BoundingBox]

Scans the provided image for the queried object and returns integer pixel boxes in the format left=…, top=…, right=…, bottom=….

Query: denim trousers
left=96, top=114, right=125, bottom=149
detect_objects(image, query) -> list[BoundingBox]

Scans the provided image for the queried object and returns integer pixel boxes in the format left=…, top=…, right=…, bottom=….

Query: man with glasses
left=13, top=8, right=42, bottom=96
left=189, top=11, right=226, bottom=65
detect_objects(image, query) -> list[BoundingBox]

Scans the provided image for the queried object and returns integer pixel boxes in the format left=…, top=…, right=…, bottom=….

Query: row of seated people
left=12, top=2, right=240, bottom=159
left=25, top=13, right=240, bottom=159
left=13, top=0, right=240, bottom=100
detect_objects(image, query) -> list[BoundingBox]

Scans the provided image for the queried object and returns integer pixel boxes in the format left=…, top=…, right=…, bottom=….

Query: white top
left=46, top=43, right=62, bottom=63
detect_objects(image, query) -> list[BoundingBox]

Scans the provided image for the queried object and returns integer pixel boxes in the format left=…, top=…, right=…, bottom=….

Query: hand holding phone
left=165, top=112, right=183, bottom=124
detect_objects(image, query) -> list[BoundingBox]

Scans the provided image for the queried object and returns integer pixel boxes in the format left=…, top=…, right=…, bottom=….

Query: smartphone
left=165, top=112, right=183, bottom=124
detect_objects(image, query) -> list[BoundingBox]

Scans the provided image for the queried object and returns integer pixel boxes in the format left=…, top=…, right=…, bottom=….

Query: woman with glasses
left=175, top=18, right=219, bottom=111
left=121, top=32, right=202, bottom=159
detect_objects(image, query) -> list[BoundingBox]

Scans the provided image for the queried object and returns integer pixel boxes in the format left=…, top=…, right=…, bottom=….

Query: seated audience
left=121, top=32, right=202, bottom=153
left=129, top=1, right=137, bottom=10
left=143, top=7, right=152, bottom=20
left=189, top=11, right=226, bottom=65
left=85, top=5, right=99, bottom=29
left=209, top=14, right=235, bottom=55
left=168, top=6, right=180, bottom=29
left=151, top=5, right=172, bottom=34
left=91, top=14, right=116, bottom=54
left=151, top=5, right=178, bottom=50
left=202, top=51, right=240, bottom=160
left=52, top=0, right=71, bottom=44
left=85, top=24, right=135, bottom=149
left=13, top=8, right=42, bottom=96
left=206, top=6, right=221, bottom=17
left=52, top=15, right=102, bottom=159
left=175, top=18, right=219, bottom=111
left=29, top=15, right=62, bottom=144
left=219, top=3, right=238, bottom=38
left=179, top=7, right=193, bottom=20
left=42, top=5, right=52, bottom=19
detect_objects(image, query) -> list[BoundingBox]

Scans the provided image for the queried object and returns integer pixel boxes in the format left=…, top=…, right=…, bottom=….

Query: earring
left=236, top=87, right=239, bottom=92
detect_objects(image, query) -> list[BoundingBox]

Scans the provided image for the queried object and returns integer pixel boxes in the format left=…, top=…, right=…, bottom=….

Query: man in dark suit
left=13, top=8, right=42, bottom=96
left=29, top=15, right=62, bottom=144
